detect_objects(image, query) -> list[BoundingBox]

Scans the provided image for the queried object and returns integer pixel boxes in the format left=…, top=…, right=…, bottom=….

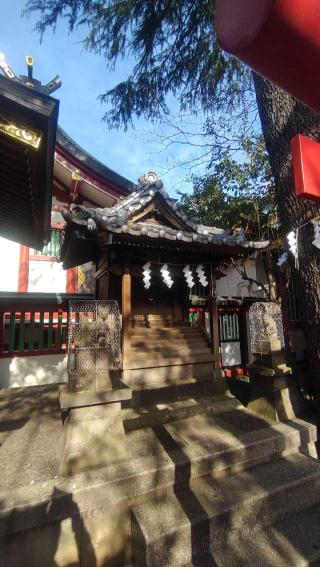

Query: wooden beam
left=122, top=268, right=131, bottom=372
left=209, top=267, right=220, bottom=369
left=96, top=270, right=109, bottom=299
left=94, top=263, right=108, bottom=280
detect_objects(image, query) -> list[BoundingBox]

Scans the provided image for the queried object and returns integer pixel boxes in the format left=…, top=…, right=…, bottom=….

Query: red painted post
left=18, top=245, right=29, bottom=292
left=66, top=267, right=77, bottom=293
left=215, top=0, right=320, bottom=112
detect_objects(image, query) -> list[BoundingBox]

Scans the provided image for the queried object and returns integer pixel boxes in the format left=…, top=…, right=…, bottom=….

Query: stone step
left=122, top=395, right=241, bottom=431
left=131, top=335, right=206, bottom=344
left=127, top=362, right=214, bottom=387
left=127, top=376, right=215, bottom=406
left=131, top=316, right=187, bottom=323
left=132, top=334, right=208, bottom=342
left=131, top=326, right=192, bottom=331
left=131, top=452, right=320, bottom=567
left=131, top=317, right=187, bottom=323
left=131, top=337, right=209, bottom=348
left=1, top=387, right=317, bottom=566
left=131, top=328, right=204, bottom=337
left=131, top=314, right=181, bottom=319
left=131, top=345, right=211, bottom=357
left=128, top=353, right=213, bottom=370
left=211, top=502, right=320, bottom=566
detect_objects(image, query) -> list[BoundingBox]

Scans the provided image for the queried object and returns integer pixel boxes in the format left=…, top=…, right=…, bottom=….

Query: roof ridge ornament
left=136, top=171, right=163, bottom=190
left=140, top=171, right=158, bottom=185
left=0, top=52, right=62, bottom=95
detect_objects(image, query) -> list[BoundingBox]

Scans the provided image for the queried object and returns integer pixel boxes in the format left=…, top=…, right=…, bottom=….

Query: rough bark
left=253, top=73, right=320, bottom=398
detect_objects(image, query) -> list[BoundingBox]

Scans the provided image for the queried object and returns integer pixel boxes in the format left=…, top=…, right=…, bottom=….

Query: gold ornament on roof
left=0, top=120, right=42, bottom=149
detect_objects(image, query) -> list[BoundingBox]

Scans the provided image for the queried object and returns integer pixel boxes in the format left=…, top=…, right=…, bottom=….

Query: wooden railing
left=31, top=229, right=63, bottom=258
left=0, top=304, right=68, bottom=358
left=188, top=307, right=206, bottom=328
left=0, top=293, right=94, bottom=358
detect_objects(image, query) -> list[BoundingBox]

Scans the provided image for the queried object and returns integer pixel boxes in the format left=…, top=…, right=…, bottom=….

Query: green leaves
left=24, top=0, right=250, bottom=128
left=179, top=135, right=276, bottom=239
left=24, top=0, right=276, bottom=238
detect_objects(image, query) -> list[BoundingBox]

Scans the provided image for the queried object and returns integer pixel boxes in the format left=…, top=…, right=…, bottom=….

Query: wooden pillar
left=172, top=279, right=182, bottom=323
left=122, top=268, right=131, bottom=371
left=96, top=271, right=109, bottom=300
left=18, top=245, right=29, bottom=292
left=94, top=253, right=109, bottom=299
left=66, top=267, right=77, bottom=293
left=209, top=267, right=220, bottom=370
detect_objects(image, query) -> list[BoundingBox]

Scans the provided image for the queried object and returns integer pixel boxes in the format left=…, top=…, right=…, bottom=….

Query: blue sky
left=0, top=0, right=201, bottom=195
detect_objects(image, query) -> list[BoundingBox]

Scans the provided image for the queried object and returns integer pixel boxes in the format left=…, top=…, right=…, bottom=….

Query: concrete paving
left=0, top=383, right=319, bottom=566
left=211, top=502, right=320, bottom=566
left=132, top=454, right=320, bottom=566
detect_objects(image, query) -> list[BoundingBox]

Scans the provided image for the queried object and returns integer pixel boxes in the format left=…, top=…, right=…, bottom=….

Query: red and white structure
left=0, top=127, right=132, bottom=387
left=1, top=127, right=131, bottom=296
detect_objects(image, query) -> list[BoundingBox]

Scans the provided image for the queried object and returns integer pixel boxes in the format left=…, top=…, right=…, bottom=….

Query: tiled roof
left=62, top=173, right=269, bottom=251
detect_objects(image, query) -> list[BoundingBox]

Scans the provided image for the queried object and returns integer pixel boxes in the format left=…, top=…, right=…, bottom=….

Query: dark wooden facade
left=0, top=75, right=59, bottom=249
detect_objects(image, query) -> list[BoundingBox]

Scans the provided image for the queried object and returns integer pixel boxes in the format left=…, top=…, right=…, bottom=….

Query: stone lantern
left=246, top=302, right=302, bottom=422
left=59, top=300, right=132, bottom=475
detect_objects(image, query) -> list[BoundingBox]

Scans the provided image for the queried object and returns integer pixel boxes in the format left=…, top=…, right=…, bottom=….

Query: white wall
left=0, top=354, right=68, bottom=388
left=0, top=237, right=20, bottom=292
left=216, top=257, right=267, bottom=298
left=28, top=260, right=67, bottom=293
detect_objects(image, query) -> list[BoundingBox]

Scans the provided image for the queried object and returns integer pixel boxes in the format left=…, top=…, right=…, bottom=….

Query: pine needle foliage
left=24, top=0, right=250, bottom=128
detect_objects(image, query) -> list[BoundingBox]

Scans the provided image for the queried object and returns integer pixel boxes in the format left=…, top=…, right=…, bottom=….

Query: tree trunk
left=253, top=73, right=320, bottom=399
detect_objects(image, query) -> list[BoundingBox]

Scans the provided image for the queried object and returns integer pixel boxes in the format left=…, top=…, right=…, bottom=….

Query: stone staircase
left=127, top=318, right=214, bottom=400
left=1, top=383, right=319, bottom=566
left=125, top=397, right=320, bottom=567
left=122, top=318, right=320, bottom=565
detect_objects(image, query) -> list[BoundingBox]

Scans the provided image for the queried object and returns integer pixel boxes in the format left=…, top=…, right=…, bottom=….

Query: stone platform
left=0, top=384, right=319, bottom=566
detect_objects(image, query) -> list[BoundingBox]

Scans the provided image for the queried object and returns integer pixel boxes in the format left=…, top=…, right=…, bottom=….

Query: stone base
left=59, top=382, right=132, bottom=410
left=60, top=401, right=130, bottom=475
left=251, top=350, right=288, bottom=370
left=68, top=370, right=122, bottom=393
left=213, top=368, right=228, bottom=396
left=247, top=373, right=307, bottom=423
left=59, top=383, right=132, bottom=476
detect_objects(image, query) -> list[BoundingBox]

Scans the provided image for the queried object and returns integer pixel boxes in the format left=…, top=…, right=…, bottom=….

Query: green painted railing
left=0, top=304, right=68, bottom=357
left=32, top=229, right=62, bottom=257
left=219, top=312, right=240, bottom=342
left=188, top=308, right=206, bottom=328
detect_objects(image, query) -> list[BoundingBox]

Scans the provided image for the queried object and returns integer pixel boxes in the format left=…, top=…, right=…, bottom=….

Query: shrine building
left=60, top=172, right=269, bottom=398
left=0, top=61, right=272, bottom=391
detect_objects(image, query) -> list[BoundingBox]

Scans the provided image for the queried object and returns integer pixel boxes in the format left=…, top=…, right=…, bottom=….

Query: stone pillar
left=59, top=299, right=132, bottom=476
left=247, top=351, right=296, bottom=422
left=122, top=268, right=131, bottom=373
left=247, top=302, right=307, bottom=422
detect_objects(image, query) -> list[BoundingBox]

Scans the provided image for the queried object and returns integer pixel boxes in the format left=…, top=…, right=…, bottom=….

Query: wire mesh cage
left=67, top=300, right=122, bottom=390
left=249, top=302, right=284, bottom=355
